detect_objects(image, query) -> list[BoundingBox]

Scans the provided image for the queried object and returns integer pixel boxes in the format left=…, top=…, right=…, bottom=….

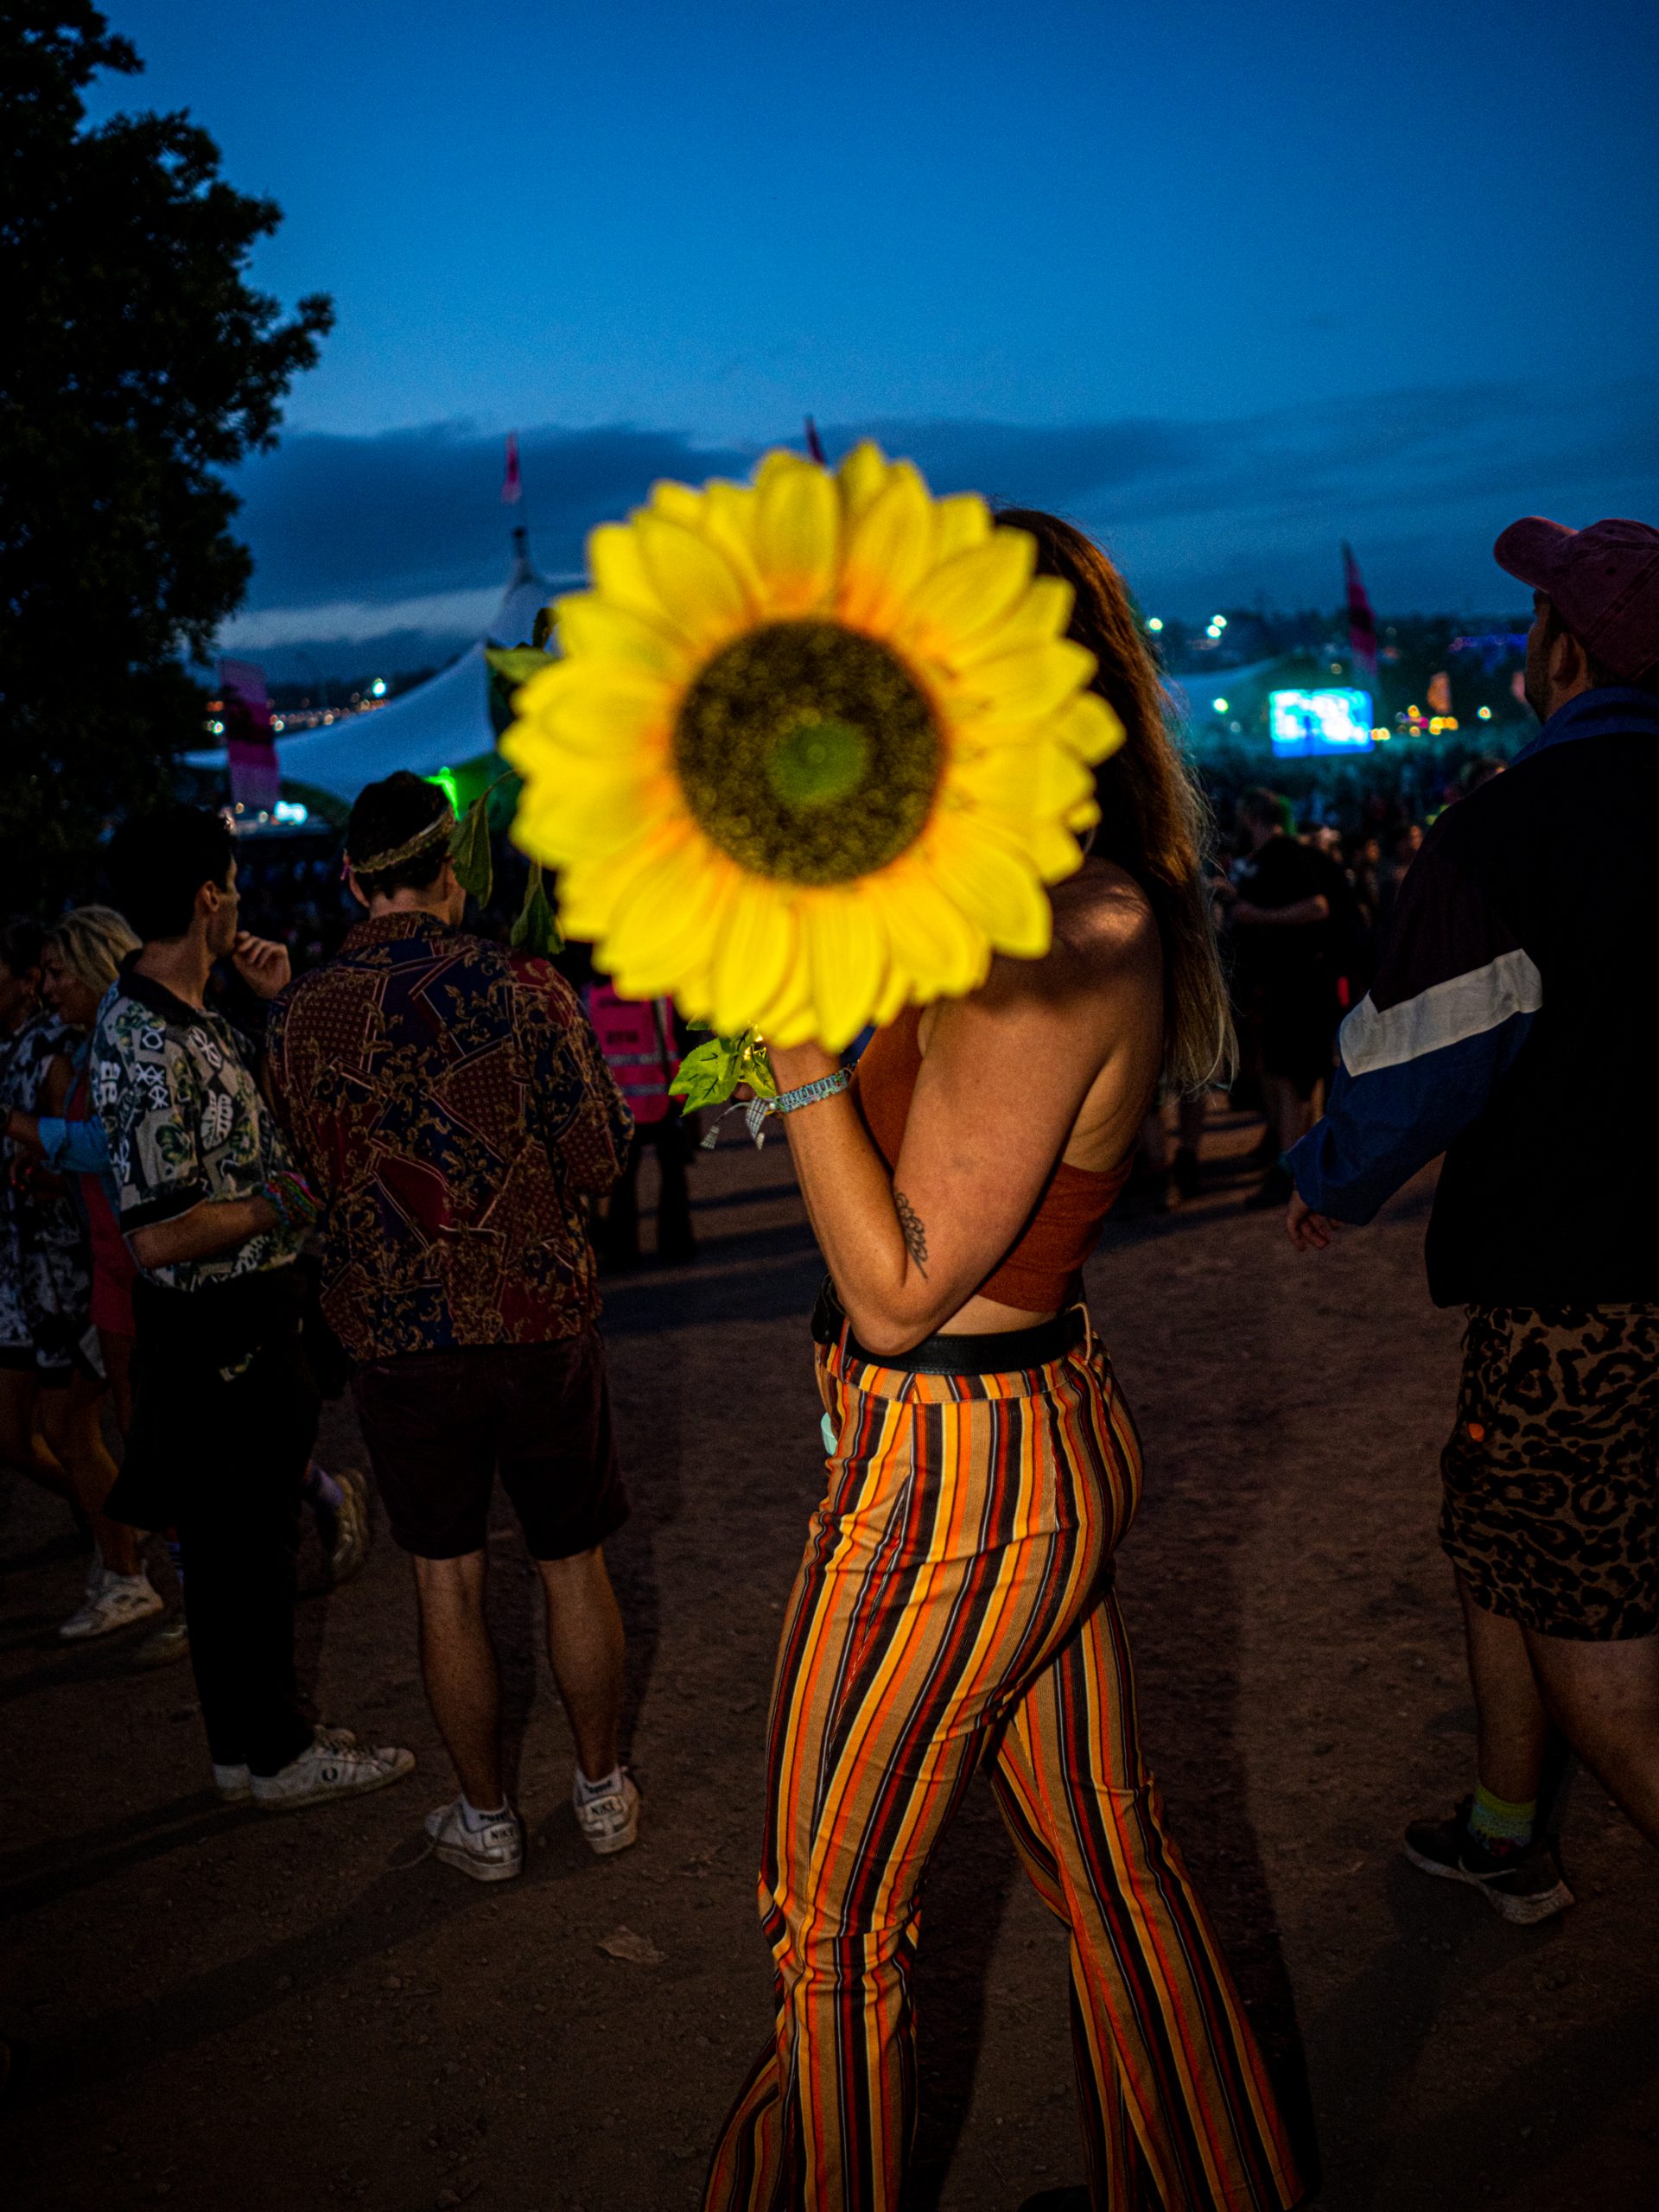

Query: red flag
left=501, top=431, right=522, bottom=505
left=1343, top=542, right=1378, bottom=683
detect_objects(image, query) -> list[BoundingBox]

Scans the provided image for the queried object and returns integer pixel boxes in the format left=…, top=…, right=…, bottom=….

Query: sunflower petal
left=899, top=530, right=1037, bottom=664
left=925, top=819, right=1053, bottom=957
left=1055, top=690, right=1126, bottom=763
left=753, top=458, right=838, bottom=614
left=931, top=493, right=992, bottom=566
left=710, top=875, right=798, bottom=1035
left=838, top=464, right=933, bottom=632
left=802, top=890, right=887, bottom=1051
left=556, top=594, right=692, bottom=680
left=648, top=480, right=706, bottom=528
left=702, top=480, right=766, bottom=608
left=864, top=857, right=988, bottom=1001
left=559, top=820, right=692, bottom=941
left=836, top=440, right=893, bottom=525
left=588, top=526, right=667, bottom=624
left=950, top=574, right=1075, bottom=667
left=605, top=834, right=731, bottom=991
left=634, top=513, right=750, bottom=654
left=954, top=637, right=1097, bottom=722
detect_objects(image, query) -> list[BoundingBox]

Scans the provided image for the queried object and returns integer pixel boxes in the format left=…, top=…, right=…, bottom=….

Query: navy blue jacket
left=1287, top=687, right=1659, bottom=1306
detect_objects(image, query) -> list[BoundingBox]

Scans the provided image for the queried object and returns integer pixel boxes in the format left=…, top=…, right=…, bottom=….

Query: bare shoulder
left=963, top=861, right=1159, bottom=1029
left=1047, top=860, right=1160, bottom=981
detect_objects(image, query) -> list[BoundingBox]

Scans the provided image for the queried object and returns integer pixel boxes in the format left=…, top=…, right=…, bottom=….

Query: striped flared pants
left=703, top=1321, right=1301, bottom=2212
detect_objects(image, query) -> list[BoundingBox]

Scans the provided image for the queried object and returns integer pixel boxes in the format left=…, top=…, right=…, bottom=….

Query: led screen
left=1268, top=688, right=1374, bottom=755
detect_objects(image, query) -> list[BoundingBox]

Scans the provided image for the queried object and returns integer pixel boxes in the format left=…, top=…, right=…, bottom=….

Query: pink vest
left=587, top=985, right=677, bottom=1126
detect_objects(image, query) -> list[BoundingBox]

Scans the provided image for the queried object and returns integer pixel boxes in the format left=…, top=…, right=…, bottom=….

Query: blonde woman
left=3, top=906, right=164, bottom=1637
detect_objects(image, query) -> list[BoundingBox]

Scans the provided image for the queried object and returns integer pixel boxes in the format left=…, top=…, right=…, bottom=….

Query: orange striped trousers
left=703, top=1323, right=1301, bottom=2212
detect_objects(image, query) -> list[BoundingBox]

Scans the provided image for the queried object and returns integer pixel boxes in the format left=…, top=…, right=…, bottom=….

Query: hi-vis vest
left=586, top=984, right=679, bottom=1128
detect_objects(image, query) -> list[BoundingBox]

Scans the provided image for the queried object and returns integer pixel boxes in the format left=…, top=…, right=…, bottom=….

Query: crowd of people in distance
left=5, top=505, right=1657, bottom=2212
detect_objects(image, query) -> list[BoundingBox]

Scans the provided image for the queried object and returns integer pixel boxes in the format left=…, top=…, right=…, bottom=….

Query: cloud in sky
left=223, top=378, right=1659, bottom=677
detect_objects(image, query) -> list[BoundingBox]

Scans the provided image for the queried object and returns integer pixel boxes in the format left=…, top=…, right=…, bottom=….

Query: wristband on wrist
left=743, top=1065, right=852, bottom=1147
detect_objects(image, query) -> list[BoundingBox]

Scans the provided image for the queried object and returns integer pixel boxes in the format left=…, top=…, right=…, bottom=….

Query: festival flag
left=804, top=415, right=826, bottom=465
left=1343, top=542, right=1379, bottom=683
left=218, top=657, right=280, bottom=814
left=502, top=431, right=522, bottom=505
left=1427, top=671, right=1452, bottom=716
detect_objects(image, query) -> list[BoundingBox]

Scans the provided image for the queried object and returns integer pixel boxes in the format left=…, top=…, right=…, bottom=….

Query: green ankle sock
left=1468, top=1782, right=1535, bottom=1850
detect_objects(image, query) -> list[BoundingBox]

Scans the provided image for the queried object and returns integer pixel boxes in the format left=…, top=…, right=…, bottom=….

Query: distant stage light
left=1212, top=697, right=1229, bottom=713
left=1147, top=617, right=1164, bottom=632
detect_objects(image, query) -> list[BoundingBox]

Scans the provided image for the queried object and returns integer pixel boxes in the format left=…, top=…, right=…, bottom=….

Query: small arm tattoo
left=894, top=1189, right=929, bottom=1277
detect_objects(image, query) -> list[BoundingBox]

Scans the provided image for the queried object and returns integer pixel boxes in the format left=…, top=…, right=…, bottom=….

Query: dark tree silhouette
left=0, top=4, right=334, bottom=907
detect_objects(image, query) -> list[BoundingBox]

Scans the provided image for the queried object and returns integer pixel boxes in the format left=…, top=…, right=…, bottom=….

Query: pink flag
left=502, top=431, right=522, bottom=505
left=1343, top=542, right=1379, bottom=684
left=218, top=658, right=279, bottom=814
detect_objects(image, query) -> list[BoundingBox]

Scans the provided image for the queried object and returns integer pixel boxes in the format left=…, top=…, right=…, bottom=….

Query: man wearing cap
left=1286, top=518, right=1659, bottom=1923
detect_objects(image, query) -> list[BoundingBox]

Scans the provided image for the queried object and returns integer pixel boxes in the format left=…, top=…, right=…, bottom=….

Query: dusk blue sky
left=90, top=1, right=1659, bottom=675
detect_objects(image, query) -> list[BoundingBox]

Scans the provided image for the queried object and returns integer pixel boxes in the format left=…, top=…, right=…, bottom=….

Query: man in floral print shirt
left=95, top=807, right=413, bottom=1815
left=265, top=772, right=638, bottom=1883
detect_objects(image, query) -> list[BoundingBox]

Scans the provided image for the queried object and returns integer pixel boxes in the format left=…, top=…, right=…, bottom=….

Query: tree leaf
left=449, top=792, right=493, bottom=904
left=509, top=861, right=563, bottom=956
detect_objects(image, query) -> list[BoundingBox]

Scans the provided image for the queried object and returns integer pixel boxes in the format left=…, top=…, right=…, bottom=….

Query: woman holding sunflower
left=507, top=457, right=1301, bottom=2211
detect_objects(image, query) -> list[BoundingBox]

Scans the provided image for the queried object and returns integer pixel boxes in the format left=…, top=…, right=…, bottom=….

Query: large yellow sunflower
left=503, top=442, right=1123, bottom=1050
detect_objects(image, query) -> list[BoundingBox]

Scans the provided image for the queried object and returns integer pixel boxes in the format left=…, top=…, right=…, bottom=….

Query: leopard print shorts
left=1440, top=1304, right=1659, bottom=1640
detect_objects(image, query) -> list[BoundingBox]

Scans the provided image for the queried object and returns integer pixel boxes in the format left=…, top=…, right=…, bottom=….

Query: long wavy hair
left=996, top=509, right=1234, bottom=1092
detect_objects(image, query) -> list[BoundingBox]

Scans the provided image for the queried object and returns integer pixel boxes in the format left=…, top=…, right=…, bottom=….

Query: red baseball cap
left=1495, top=515, right=1659, bottom=680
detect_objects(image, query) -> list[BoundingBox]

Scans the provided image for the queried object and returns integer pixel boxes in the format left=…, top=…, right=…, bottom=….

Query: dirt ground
left=3, top=1105, right=1657, bottom=2212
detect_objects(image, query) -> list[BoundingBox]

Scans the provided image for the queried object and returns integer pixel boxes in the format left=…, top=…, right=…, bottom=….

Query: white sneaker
left=424, top=1798, right=524, bottom=1883
left=59, top=1569, right=163, bottom=1642
left=130, top=1612, right=192, bottom=1669
left=213, top=1762, right=251, bottom=1802
left=250, top=1726, right=415, bottom=1813
left=573, top=1771, right=640, bottom=1857
left=322, top=1467, right=371, bottom=1584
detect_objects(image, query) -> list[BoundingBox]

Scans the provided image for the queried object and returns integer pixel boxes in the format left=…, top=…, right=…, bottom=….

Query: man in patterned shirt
left=97, top=807, right=414, bottom=1814
left=265, top=773, right=636, bottom=1883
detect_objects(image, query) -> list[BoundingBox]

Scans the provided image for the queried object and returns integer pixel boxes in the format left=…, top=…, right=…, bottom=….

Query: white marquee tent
left=188, top=533, right=558, bottom=808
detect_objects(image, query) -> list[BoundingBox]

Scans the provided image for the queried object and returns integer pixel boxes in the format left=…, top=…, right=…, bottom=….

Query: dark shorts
left=1440, top=1304, right=1659, bottom=1641
left=1258, top=992, right=1336, bottom=1098
left=352, top=1332, right=627, bottom=1562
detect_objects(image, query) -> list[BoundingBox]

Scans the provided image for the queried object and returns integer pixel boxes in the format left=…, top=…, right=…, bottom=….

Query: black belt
left=810, top=1278, right=1084, bottom=1375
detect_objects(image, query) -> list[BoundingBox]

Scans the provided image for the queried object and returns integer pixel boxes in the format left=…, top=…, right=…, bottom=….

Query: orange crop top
left=853, top=1006, right=1132, bottom=1312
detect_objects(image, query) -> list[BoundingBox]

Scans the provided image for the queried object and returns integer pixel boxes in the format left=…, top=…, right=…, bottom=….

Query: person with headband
left=266, top=772, right=636, bottom=1882
left=94, top=805, right=414, bottom=1814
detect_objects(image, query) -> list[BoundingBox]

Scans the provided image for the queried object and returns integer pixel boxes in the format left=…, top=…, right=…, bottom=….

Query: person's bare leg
left=537, top=1546, right=625, bottom=1781
left=1522, top=1625, right=1659, bottom=1848
left=1176, top=1090, right=1208, bottom=1154
left=1262, top=1073, right=1317, bottom=1158
left=0, top=1368, right=70, bottom=1497
left=99, top=1329, right=135, bottom=1437
left=411, top=1551, right=504, bottom=1808
left=40, top=1370, right=137, bottom=1577
left=1457, top=1573, right=1549, bottom=1801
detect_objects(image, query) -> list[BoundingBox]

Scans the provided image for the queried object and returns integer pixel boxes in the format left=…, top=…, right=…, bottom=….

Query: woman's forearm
left=780, top=1091, right=943, bottom=1352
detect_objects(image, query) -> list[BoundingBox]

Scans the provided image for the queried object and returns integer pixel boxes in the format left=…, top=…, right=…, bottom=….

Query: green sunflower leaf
left=668, top=1028, right=772, bottom=1109
left=483, top=645, right=554, bottom=689
left=510, top=862, right=563, bottom=957
left=449, top=791, right=494, bottom=904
